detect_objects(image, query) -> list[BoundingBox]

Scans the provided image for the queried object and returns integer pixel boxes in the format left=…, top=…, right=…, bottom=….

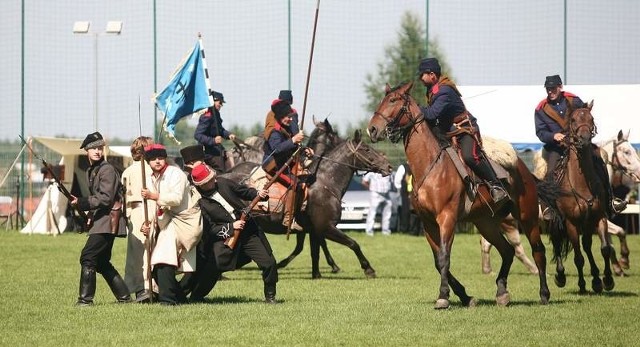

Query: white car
left=337, top=176, right=399, bottom=230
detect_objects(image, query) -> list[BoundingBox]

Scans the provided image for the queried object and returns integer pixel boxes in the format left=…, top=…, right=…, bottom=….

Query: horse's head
left=308, top=116, right=343, bottom=157
left=368, top=81, right=419, bottom=143
left=347, top=129, right=392, bottom=176
left=612, top=129, right=640, bottom=183
left=567, top=100, right=597, bottom=149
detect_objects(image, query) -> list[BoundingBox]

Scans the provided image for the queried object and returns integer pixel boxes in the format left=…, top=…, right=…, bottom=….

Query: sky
left=2, top=0, right=639, bottom=143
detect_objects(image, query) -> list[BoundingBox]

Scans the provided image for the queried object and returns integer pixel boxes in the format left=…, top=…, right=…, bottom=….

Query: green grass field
left=1, top=230, right=639, bottom=346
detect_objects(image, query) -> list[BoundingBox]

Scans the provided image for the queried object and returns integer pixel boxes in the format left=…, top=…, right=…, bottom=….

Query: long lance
left=139, top=95, right=153, bottom=303
left=286, top=0, right=320, bottom=236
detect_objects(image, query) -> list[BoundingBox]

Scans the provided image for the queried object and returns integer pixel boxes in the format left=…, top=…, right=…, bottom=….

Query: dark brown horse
left=224, top=130, right=392, bottom=278
left=367, top=81, right=550, bottom=308
left=547, top=102, right=615, bottom=293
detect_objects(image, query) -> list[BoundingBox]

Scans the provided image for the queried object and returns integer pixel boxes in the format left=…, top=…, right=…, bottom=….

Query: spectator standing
left=394, top=161, right=412, bottom=233
left=362, top=172, right=393, bottom=236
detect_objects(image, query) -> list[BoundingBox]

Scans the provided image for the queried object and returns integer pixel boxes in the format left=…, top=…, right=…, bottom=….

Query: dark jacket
left=263, top=123, right=298, bottom=169
left=194, top=107, right=231, bottom=157
left=198, top=177, right=270, bottom=271
left=534, top=92, right=585, bottom=153
left=77, top=159, right=126, bottom=236
left=420, top=79, right=479, bottom=135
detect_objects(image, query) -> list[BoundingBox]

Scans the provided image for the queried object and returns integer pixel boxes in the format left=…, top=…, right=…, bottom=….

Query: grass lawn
left=1, top=229, right=639, bottom=346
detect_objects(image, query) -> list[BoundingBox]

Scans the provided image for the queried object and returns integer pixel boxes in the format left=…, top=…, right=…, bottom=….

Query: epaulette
left=202, top=110, right=212, bottom=118
left=535, top=98, right=547, bottom=111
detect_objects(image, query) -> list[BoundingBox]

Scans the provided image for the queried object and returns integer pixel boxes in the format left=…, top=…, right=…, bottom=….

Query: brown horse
left=367, top=81, right=550, bottom=308
left=547, top=102, right=615, bottom=294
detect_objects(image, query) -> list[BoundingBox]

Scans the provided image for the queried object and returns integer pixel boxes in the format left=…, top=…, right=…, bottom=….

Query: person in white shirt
left=362, top=172, right=393, bottom=236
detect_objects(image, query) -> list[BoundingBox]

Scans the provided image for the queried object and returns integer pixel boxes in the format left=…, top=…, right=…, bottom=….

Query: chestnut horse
left=547, top=102, right=615, bottom=294
left=367, top=81, right=550, bottom=308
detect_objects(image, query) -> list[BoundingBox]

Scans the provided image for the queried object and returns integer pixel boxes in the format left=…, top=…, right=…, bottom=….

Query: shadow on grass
left=189, top=296, right=283, bottom=305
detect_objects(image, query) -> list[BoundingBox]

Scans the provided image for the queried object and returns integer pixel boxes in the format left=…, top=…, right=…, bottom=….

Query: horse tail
left=535, top=177, right=560, bottom=211
left=548, top=213, right=571, bottom=261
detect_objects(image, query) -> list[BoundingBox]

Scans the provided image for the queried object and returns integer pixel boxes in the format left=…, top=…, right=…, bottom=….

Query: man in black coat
left=188, top=163, right=279, bottom=304
left=71, top=131, right=130, bottom=306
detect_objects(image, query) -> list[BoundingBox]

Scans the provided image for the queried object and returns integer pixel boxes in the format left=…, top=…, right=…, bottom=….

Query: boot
left=264, top=284, right=278, bottom=304
left=489, top=182, right=508, bottom=204
left=611, top=198, right=628, bottom=215
left=473, top=155, right=509, bottom=204
left=102, top=267, right=132, bottom=303
left=282, top=191, right=302, bottom=231
left=76, top=266, right=96, bottom=306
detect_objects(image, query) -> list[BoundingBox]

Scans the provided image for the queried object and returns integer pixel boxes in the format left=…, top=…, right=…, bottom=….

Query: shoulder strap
left=542, top=103, right=567, bottom=129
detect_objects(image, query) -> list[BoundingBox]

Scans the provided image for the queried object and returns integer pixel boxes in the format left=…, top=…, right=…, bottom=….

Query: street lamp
left=73, top=21, right=123, bottom=131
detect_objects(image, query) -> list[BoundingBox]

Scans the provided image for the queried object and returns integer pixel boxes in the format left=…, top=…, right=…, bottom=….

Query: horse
left=531, top=129, right=639, bottom=276
left=367, top=81, right=550, bottom=308
left=599, top=129, right=640, bottom=271
left=226, top=118, right=346, bottom=274
left=480, top=219, right=539, bottom=275
left=546, top=101, right=615, bottom=294
left=223, top=130, right=392, bottom=279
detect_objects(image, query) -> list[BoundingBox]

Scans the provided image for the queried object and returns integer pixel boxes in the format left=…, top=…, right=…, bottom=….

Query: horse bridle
left=566, top=109, right=597, bottom=149
left=610, top=138, right=640, bottom=182
left=312, top=138, right=385, bottom=173
left=373, top=92, right=423, bottom=143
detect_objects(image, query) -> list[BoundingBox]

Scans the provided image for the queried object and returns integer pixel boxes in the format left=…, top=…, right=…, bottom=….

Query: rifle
left=224, top=147, right=301, bottom=249
left=19, top=135, right=92, bottom=231
left=139, top=95, right=154, bottom=303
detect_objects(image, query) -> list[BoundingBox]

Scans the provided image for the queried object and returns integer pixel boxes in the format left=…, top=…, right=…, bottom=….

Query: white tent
left=20, top=137, right=132, bottom=235
left=458, top=84, right=640, bottom=146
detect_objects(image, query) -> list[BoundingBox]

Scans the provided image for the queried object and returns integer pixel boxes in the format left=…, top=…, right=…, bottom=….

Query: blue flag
left=155, top=40, right=211, bottom=142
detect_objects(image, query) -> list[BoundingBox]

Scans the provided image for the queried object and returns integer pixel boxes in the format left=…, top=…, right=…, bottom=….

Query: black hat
left=180, top=145, right=205, bottom=165
left=80, top=131, right=105, bottom=150
left=544, top=75, right=563, bottom=88
left=417, top=58, right=441, bottom=76
left=278, top=90, right=293, bottom=104
left=212, top=91, right=225, bottom=103
left=144, top=144, right=168, bottom=161
left=271, top=99, right=293, bottom=120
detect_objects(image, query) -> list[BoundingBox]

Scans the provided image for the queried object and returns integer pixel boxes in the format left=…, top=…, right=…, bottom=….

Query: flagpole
left=198, top=32, right=215, bottom=107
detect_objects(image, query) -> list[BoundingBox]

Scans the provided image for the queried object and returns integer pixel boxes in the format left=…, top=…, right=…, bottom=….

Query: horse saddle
left=246, top=165, right=308, bottom=215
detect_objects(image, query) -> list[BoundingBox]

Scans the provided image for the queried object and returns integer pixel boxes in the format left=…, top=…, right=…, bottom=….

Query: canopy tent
left=20, top=137, right=132, bottom=235
left=458, top=84, right=640, bottom=149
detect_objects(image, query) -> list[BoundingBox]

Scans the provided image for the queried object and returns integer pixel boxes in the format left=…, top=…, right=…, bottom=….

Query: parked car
left=337, top=175, right=399, bottom=231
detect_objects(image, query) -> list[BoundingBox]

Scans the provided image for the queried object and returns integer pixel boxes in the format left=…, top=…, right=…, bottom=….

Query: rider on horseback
left=534, top=74, right=627, bottom=217
left=262, top=99, right=314, bottom=231
left=416, top=57, right=508, bottom=204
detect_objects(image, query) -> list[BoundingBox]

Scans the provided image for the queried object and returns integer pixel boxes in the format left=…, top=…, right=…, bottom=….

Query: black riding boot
left=153, top=264, right=187, bottom=305
left=102, top=266, right=132, bottom=303
left=264, top=284, right=278, bottom=304
left=76, top=266, right=96, bottom=306
left=474, top=156, right=508, bottom=203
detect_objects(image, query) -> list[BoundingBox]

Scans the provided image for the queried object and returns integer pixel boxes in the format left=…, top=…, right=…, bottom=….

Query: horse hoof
left=464, top=297, right=478, bottom=308
left=364, top=269, right=376, bottom=279
left=434, top=299, right=450, bottom=310
left=554, top=274, right=566, bottom=288
left=496, top=292, right=510, bottom=307
left=620, top=258, right=630, bottom=270
left=592, top=278, right=603, bottom=294
left=331, top=266, right=341, bottom=274
left=311, top=273, right=322, bottom=280
left=612, top=263, right=624, bottom=277
left=540, top=296, right=550, bottom=305
left=603, top=277, right=615, bottom=291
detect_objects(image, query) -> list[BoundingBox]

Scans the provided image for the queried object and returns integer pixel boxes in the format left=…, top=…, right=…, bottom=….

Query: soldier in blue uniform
left=194, top=91, right=236, bottom=172
left=417, top=57, right=508, bottom=204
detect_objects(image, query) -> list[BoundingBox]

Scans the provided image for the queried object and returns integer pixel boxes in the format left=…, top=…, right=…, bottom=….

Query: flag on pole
left=155, top=39, right=212, bottom=143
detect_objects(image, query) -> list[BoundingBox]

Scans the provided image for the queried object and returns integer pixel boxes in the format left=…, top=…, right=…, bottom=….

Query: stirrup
left=542, top=207, right=554, bottom=221
left=612, top=198, right=628, bottom=214
left=489, top=185, right=508, bottom=203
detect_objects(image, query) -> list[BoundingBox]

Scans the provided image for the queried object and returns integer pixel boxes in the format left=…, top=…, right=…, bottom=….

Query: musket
left=224, top=147, right=301, bottom=249
left=286, top=0, right=320, bottom=236
left=19, top=135, right=91, bottom=231
left=139, top=95, right=154, bottom=303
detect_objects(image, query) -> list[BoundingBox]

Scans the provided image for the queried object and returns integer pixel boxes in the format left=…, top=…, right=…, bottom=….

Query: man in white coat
left=140, top=144, right=202, bottom=305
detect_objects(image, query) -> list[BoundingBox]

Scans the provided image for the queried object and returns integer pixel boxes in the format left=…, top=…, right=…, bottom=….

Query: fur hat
left=144, top=144, right=168, bottom=160
left=180, top=145, right=205, bottom=165
left=191, top=163, right=217, bottom=186
left=80, top=132, right=106, bottom=150
left=416, top=57, right=441, bottom=76
left=278, top=90, right=293, bottom=104
left=271, top=99, right=293, bottom=120
left=544, top=75, right=563, bottom=88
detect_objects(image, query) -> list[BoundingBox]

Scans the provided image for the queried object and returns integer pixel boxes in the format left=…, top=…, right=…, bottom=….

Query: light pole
left=73, top=21, right=123, bottom=131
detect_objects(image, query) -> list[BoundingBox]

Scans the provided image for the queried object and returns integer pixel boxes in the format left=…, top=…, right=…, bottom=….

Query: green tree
left=363, top=12, right=451, bottom=113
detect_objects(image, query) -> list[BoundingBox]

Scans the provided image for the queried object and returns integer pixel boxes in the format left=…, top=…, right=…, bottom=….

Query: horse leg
left=308, top=231, right=323, bottom=279
left=605, top=232, right=624, bottom=276
left=477, top=220, right=513, bottom=307
left=550, top=222, right=567, bottom=288
left=321, top=225, right=376, bottom=278
left=319, top=237, right=341, bottom=273
left=427, top=220, right=474, bottom=309
left=597, top=218, right=615, bottom=291
left=566, top=223, right=587, bottom=294
left=510, top=217, right=549, bottom=304
left=480, top=236, right=493, bottom=274
left=503, top=221, right=539, bottom=274
left=580, top=231, right=603, bottom=293
left=277, top=233, right=306, bottom=269
left=608, top=220, right=629, bottom=271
